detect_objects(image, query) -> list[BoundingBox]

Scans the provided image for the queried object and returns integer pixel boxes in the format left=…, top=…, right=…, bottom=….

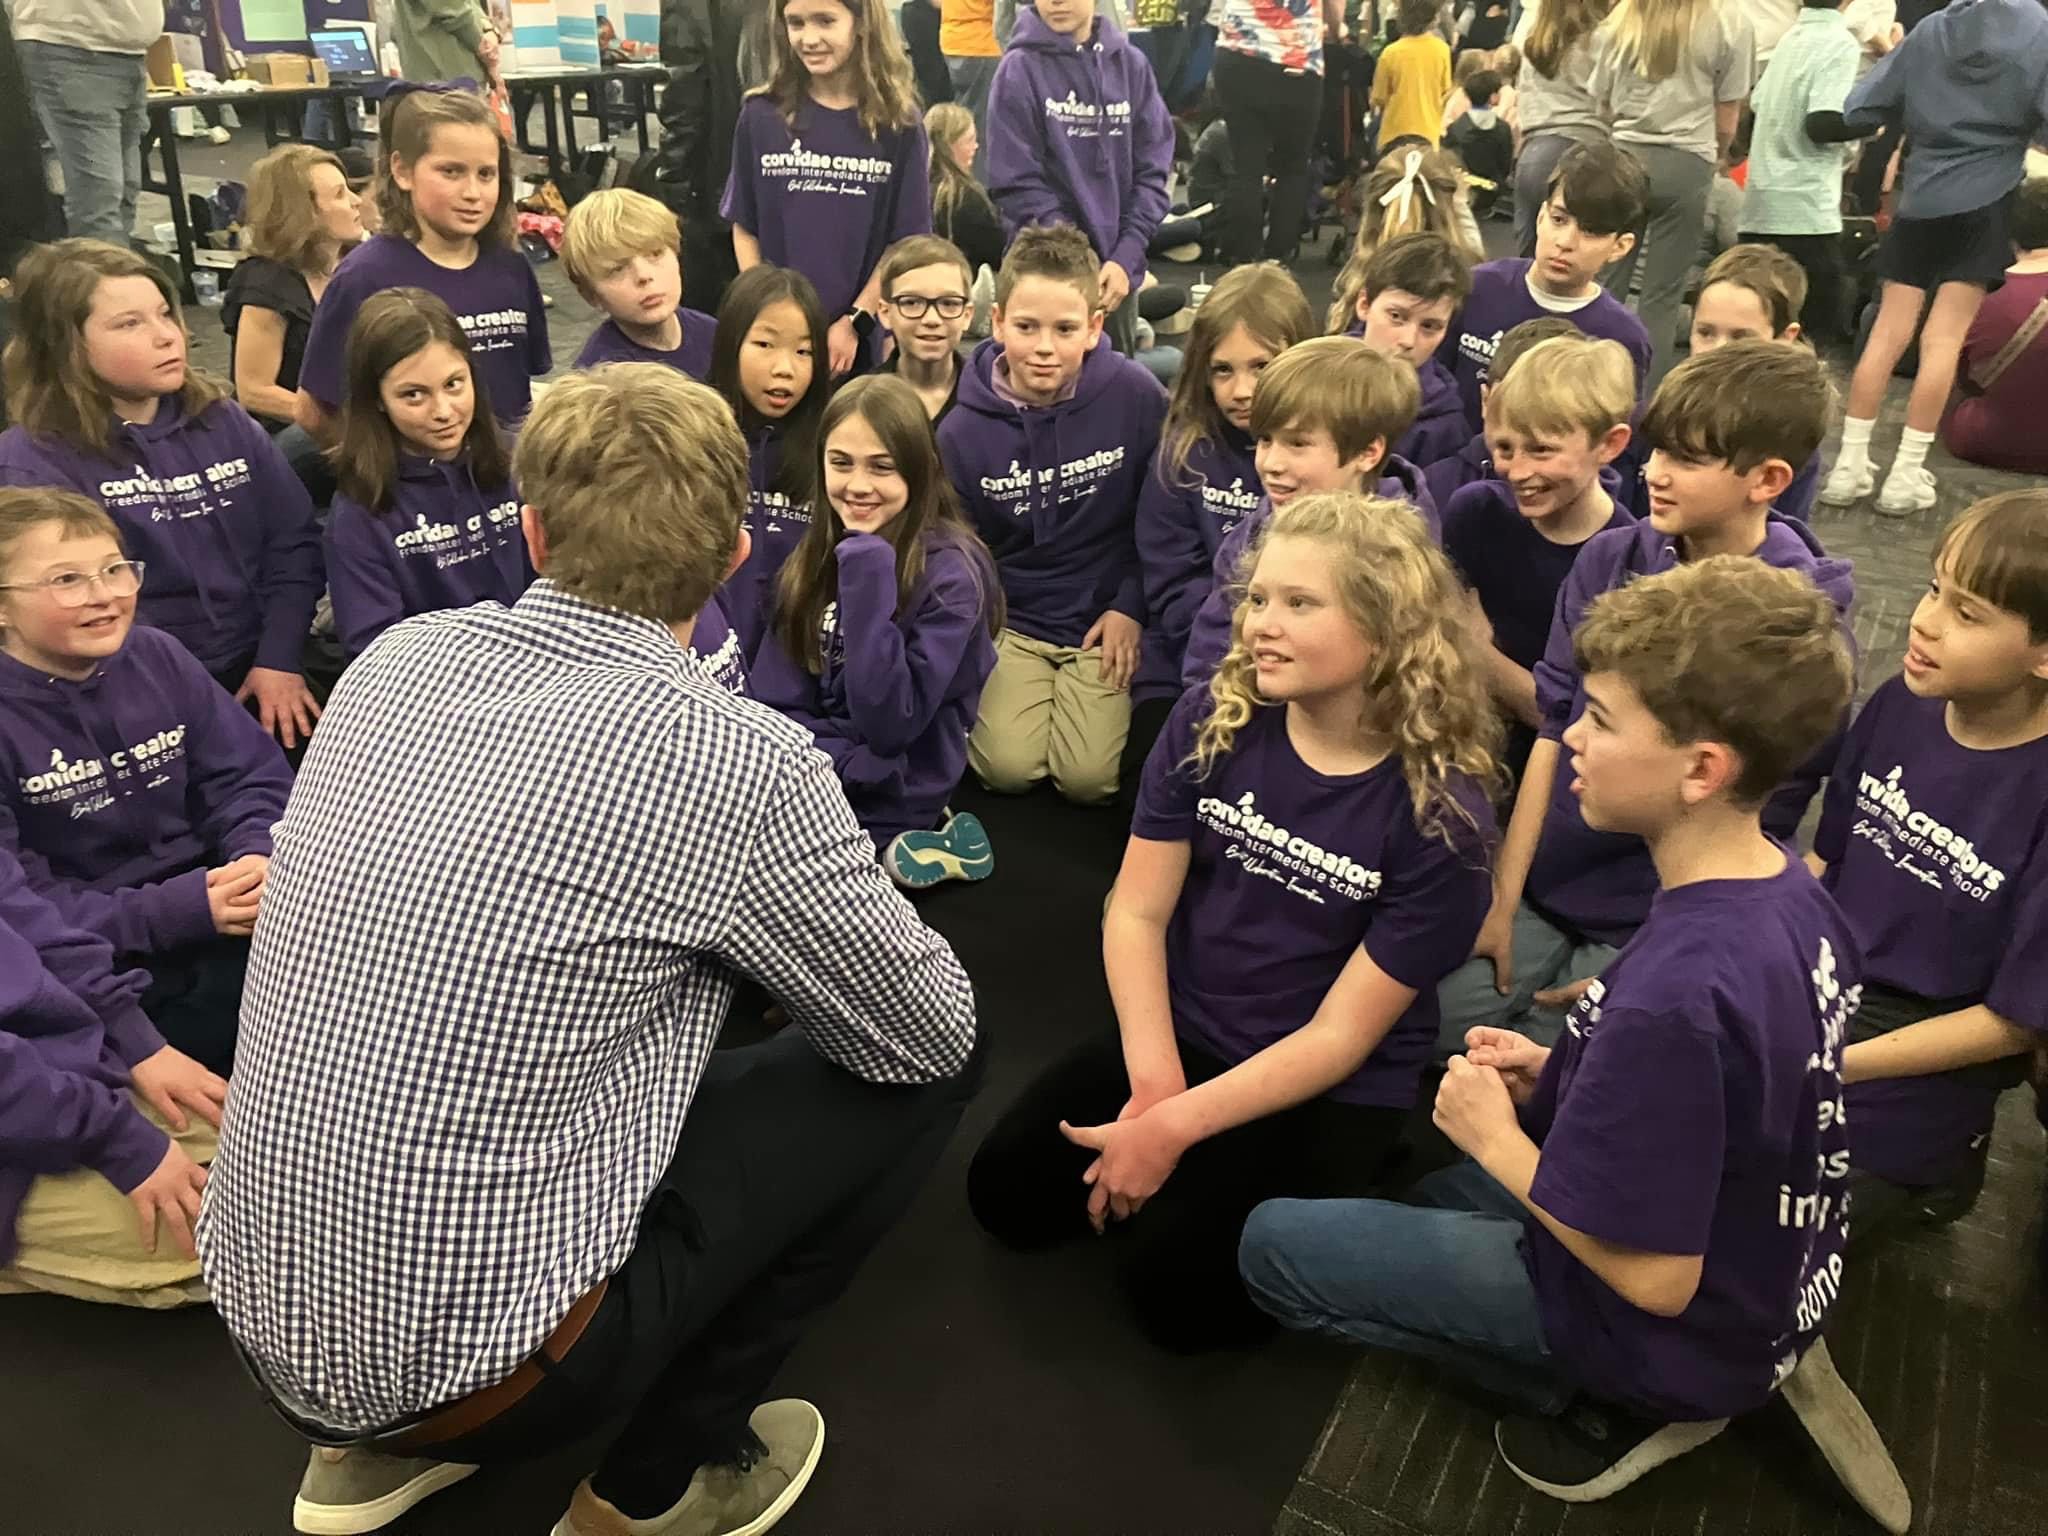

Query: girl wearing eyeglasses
left=0, top=486, right=293, bottom=1076
left=875, top=235, right=974, bottom=425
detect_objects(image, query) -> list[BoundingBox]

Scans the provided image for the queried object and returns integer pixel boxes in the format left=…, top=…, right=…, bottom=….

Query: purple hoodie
left=1424, top=427, right=1494, bottom=511
left=0, top=401, right=323, bottom=681
left=325, top=456, right=533, bottom=657
left=1398, top=358, right=1471, bottom=471
left=719, top=425, right=814, bottom=661
left=1179, top=454, right=1439, bottom=689
left=0, top=626, right=291, bottom=957
left=752, top=531, right=999, bottom=847
left=987, top=13, right=1176, bottom=285
left=0, top=848, right=169, bottom=1266
left=1528, top=515, right=1857, bottom=944
left=574, top=306, right=718, bottom=379
left=940, top=337, right=1168, bottom=648
left=1133, top=425, right=1263, bottom=702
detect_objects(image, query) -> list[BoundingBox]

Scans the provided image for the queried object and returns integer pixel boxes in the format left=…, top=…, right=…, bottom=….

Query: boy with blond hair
left=1813, top=490, right=2048, bottom=1242
left=199, top=363, right=981, bottom=1536
left=1442, top=335, right=1636, bottom=778
left=1244, top=556, right=1860, bottom=1502
left=564, top=188, right=718, bottom=379
left=1179, top=337, right=1436, bottom=685
left=1436, top=342, right=1855, bottom=1054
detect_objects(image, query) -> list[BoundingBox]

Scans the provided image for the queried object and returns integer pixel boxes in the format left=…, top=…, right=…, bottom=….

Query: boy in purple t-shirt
left=1445, top=142, right=1653, bottom=433
left=1435, top=342, right=1854, bottom=1057
left=1422, top=315, right=1582, bottom=512
left=1243, top=557, right=1860, bottom=1502
left=1810, top=490, right=2048, bottom=1241
left=1442, top=334, right=1635, bottom=783
left=563, top=189, right=718, bottom=380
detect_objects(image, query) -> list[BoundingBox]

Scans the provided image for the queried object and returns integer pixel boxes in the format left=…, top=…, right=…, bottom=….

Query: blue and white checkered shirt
left=195, top=581, right=976, bottom=1433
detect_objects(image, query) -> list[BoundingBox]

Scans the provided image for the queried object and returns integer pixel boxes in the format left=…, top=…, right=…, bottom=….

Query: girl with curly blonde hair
left=966, top=491, right=1499, bottom=1353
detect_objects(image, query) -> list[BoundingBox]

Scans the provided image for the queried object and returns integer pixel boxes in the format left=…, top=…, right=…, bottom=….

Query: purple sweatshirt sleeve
left=891, top=124, right=935, bottom=245
left=1112, top=70, right=1176, bottom=280
left=1180, top=510, right=1258, bottom=687
left=0, top=800, right=215, bottom=956
left=173, top=642, right=291, bottom=863
left=1136, top=461, right=1213, bottom=660
left=0, top=1029, right=166, bottom=1191
left=243, top=422, right=324, bottom=672
left=324, top=498, right=409, bottom=657
left=0, top=854, right=162, bottom=1069
left=834, top=536, right=988, bottom=757
left=986, top=58, right=1065, bottom=239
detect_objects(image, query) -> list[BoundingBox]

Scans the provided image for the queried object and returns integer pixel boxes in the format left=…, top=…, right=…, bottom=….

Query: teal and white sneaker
left=886, top=811, right=994, bottom=888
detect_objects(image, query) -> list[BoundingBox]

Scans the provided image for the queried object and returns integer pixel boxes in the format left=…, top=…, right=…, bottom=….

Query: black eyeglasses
left=0, top=559, right=146, bottom=606
left=888, top=294, right=969, bottom=320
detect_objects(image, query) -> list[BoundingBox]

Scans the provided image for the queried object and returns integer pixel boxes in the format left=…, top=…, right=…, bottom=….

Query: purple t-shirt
left=1440, top=477, right=1634, bottom=671
left=1520, top=857, right=1857, bottom=1421
left=1446, top=259, right=1654, bottom=431
left=1132, top=688, right=1494, bottom=1108
left=573, top=308, right=718, bottom=380
left=720, top=98, right=932, bottom=322
left=1815, top=677, right=2048, bottom=1186
left=300, top=236, right=552, bottom=423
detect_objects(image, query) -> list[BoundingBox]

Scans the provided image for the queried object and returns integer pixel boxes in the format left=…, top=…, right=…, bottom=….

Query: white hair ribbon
left=1377, top=149, right=1438, bottom=229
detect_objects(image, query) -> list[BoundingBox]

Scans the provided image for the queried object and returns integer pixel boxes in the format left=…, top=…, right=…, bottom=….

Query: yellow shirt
left=1372, top=35, right=1454, bottom=148
left=940, top=0, right=1000, bottom=57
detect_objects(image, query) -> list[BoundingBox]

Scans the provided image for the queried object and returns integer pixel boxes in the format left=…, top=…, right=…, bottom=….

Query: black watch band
left=846, top=306, right=878, bottom=341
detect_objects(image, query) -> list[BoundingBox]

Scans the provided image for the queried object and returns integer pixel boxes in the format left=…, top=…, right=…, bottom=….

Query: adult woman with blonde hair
left=1588, top=0, right=1755, bottom=380
left=969, top=492, right=1500, bottom=1352
left=1510, top=0, right=1614, bottom=256
left=223, top=144, right=364, bottom=433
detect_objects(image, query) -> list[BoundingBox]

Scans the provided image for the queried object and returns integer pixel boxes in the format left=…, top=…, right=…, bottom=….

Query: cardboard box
left=244, top=54, right=332, bottom=88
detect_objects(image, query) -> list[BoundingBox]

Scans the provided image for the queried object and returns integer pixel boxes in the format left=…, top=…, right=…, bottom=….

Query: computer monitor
left=309, top=29, right=378, bottom=77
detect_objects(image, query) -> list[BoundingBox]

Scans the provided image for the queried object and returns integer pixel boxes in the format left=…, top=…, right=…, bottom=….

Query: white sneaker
left=1875, top=466, right=1938, bottom=517
left=206, top=124, right=232, bottom=145
left=1818, top=461, right=1874, bottom=506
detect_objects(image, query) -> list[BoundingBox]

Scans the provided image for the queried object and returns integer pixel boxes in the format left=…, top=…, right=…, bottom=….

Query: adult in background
left=196, top=365, right=981, bottom=1536
left=940, top=0, right=1003, bottom=179
left=903, top=0, right=957, bottom=106
left=1589, top=0, right=1753, bottom=381
left=392, top=0, right=500, bottom=85
left=13, top=0, right=162, bottom=247
left=1511, top=0, right=1614, bottom=258
left=653, top=0, right=776, bottom=317
left=1211, top=0, right=1345, bottom=264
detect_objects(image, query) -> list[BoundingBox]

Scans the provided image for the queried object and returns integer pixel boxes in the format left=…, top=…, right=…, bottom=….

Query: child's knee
left=969, top=721, right=1048, bottom=795
left=1049, top=748, right=1120, bottom=805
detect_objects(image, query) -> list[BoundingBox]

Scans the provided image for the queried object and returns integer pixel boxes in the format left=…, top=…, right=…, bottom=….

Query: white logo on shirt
left=1195, top=789, right=1381, bottom=904
left=757, top=137, right=893, bottom=196
left=16, top=729, right=187, bottom=810
left=978, top=448, right=1126, bottom=515
left=1202, top=476, right=1263, bottom=533
left=1043, top=90, right=1131, bottom=139
left=1848, top=765, right=2007, bottom=900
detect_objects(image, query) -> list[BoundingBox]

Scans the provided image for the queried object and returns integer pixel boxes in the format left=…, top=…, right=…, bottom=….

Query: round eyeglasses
left=889, top=294, right=970, bottom=320
left=0, top=559, right=147, bottom=607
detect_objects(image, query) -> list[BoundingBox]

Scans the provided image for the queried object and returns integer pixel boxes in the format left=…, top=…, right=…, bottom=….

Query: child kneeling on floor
left=969, top=494, right=1498, bottom=1352
left=1241, top=556, right=1859, bottom=1502
left=754, top=375, right=1004, bottom=887
left=1812, top=489, right=2048, bottom=1244
left=941, top=224, right=1168, bottom=804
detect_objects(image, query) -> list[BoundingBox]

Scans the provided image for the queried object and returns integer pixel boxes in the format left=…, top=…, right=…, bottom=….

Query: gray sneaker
left=292, top=1446, right=477, bottom=1534
left=552, top=1399, right=825, bottom=1536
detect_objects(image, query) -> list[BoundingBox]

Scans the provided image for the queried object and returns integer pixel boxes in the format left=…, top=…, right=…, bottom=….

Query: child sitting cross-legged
left=754, top=374, right=1004, bottom=888
left=1435, top=341, right=1855, bottom=1055
left=970, top=493, right=1499, bottom=1352
left=1442, top=335, right=1636, bottom=783
left=941, top=224, right=1168, bottom=806
left=565, top=188, right=719, bottom=379
left=1180, top=338, right=1436, bottom=687
left=1811, top=489, right=2048, bottom=1243
left=1242, top=555, right=1860, bottom=1503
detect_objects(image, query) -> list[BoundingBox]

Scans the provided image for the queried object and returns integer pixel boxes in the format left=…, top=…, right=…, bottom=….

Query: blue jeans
left=1433, top=899, right=1618, bottom=1059
left=1240, top=1161, right=1569, bottom=1414
left=945, top=55, right=999, bottom=181
left=20, top=42, right=148, bottom=246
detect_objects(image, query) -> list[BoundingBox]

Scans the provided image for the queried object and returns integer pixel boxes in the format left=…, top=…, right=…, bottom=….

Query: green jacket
left=394, top=0, right=489, bottom=85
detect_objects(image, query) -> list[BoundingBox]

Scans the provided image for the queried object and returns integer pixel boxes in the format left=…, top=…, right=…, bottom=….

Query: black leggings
left=1211, top=48, right=1325, bottom=266
left=137, top=935, right=248, bottom=1076
left=967, top=1030, right=1404, bottom=1352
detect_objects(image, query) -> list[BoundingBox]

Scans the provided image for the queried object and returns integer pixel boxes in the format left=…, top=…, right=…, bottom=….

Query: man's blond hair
left=560, top=188, right=682, bottom=293
left=514, top=364, right=747, bottom=624
left=1486, top=335, right=1635, bottom=443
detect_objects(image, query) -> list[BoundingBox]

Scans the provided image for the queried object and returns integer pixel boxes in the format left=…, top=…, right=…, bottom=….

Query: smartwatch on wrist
left=846, top=306, right=878, bottom=341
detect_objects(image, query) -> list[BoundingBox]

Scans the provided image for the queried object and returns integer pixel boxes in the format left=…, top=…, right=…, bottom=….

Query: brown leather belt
left=384, top=1280, right=609, bottom=1452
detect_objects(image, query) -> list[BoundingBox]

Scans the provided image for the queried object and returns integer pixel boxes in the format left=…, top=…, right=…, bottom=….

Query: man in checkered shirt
left=196, top=365, right=983, bottom=1536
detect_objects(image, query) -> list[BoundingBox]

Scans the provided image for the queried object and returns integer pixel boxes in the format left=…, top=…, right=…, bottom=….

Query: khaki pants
left=0, top=1100, right=215, bottom=1310
left=969, top=629, right=1131, bottom=804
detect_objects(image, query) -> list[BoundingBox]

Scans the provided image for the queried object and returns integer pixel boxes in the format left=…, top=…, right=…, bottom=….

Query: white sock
left=1835, top=416, right=1876, bottom=474
left=1891, top=426, right=1935, bottom=481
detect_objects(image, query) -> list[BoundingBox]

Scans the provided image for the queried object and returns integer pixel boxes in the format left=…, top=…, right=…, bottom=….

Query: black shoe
left=1495, top=1398, right=1728, bottom=1502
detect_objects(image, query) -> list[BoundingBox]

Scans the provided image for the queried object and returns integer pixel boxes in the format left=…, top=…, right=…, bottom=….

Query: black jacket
left=656, top=0, right=755, bottom=228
